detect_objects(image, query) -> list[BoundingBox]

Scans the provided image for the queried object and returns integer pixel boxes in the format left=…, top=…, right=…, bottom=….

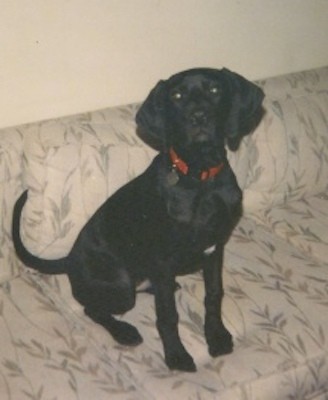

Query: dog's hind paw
left=85, top=309, right=143, bottom=347
left=108, top=319, right=144, bottom=347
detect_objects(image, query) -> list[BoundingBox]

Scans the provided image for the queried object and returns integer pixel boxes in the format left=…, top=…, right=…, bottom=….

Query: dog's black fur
left=12, top=68, right=264, bottom=372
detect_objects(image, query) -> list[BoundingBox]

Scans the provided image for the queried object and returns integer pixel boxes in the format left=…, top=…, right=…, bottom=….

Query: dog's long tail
left=12, top=191, right=68, bottom=274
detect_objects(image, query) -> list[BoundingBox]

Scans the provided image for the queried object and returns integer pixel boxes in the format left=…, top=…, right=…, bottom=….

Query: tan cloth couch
left=1, top=66, right=328, bottom=399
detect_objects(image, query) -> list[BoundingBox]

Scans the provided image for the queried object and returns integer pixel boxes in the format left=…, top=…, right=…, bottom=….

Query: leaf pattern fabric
left=1, top=66, right=328, bottom=399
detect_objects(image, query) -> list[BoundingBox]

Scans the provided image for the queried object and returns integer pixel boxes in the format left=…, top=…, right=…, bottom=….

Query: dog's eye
left=171, top=91, right=183, bottom=101
left=209, top=86, right=220, bottom=95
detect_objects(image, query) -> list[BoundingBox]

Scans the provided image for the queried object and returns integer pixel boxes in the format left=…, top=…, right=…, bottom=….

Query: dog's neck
left=168, top=147, right=224, bottom=182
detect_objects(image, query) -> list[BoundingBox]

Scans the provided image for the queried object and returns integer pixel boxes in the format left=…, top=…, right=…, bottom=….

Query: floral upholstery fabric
left=1, top=66, right=328, bottom=399
left=18, top=104, right=250, bottom=260
left=250, top=192, right=328, bottom=262
left=243, top=67, right=328, bottom=212
left=1, top=218, right=327, bottom=399
left=20, top=105, right=157, bottom=258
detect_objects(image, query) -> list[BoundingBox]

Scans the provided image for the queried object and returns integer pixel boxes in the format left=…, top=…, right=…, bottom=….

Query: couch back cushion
left=15, top=66, right=328, bottom=259
left=243, top=66, right=328, bottom=213
left=20, top=105, right=158, bottom=258
left=18, top=103, right=249, bottom=259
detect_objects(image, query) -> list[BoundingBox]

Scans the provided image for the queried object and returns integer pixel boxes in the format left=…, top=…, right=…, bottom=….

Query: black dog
left=12, top=68, right=264, bottom=372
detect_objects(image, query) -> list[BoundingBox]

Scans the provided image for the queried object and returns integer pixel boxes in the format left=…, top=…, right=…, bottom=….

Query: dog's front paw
left=206, top=327, right=233, bottom=358
left=165, top=348, right=196, bottom=372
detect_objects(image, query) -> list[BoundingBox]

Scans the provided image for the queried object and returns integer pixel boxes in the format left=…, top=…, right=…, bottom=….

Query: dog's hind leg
left=70, top=267, right=143, bottom=346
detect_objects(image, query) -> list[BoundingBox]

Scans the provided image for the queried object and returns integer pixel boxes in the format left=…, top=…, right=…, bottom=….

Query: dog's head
left=136, top=68, right=264, bottom=165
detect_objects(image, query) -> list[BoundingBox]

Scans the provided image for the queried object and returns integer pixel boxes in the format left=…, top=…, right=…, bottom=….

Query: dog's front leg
left=203, top=245, right=233, bottom=357
left=152, top=275, right=196, bottom=372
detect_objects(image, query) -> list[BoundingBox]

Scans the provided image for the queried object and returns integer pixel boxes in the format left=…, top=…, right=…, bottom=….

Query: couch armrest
left=0, top=128, right=25, bottom=281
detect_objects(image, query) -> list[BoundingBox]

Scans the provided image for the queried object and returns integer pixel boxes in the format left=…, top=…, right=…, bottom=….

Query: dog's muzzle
left=190, top=110, right=208, bottom=126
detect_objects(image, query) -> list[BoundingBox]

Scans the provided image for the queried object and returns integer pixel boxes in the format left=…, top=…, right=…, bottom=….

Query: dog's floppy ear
left=222, top=68, right=264, bottom=151
left=136, top=80, right=167, bottom=150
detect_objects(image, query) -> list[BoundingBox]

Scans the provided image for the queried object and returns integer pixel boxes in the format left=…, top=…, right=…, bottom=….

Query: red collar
left=169, top=147, right=224, bottom=181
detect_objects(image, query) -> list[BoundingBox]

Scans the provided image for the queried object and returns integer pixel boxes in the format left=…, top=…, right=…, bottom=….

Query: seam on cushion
left=0, top=142, right=23, bottom=184
left=271, top=100, right=290, bottom=192
left=231, top=353, right=328, bottom=400
left=22, top=120, right=53, bottom=226
left=243, top=98, right=288, bottom=202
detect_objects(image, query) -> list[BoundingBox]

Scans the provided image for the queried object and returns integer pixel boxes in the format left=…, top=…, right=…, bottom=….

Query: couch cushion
left=247, top=191, right=328, bottom=263
left=6, top=215, right=328, bottom=399
left=19, top=104, right=157, bottom=258
left=243, top=66, right=328, bottom=213
left=242, top=95, right=288, bottom=212
left=0, top=273, right=145, bottom=399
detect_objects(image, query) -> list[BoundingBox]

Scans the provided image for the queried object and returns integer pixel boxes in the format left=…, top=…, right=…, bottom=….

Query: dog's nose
left=190, top=110, right=207, bottom=126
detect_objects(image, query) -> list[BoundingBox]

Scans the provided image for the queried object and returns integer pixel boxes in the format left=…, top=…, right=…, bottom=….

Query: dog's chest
left=165, top=183, right=224, bottom=244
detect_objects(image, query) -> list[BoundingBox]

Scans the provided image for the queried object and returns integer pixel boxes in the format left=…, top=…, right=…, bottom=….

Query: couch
left=1, top=66, right=328, bottom=400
